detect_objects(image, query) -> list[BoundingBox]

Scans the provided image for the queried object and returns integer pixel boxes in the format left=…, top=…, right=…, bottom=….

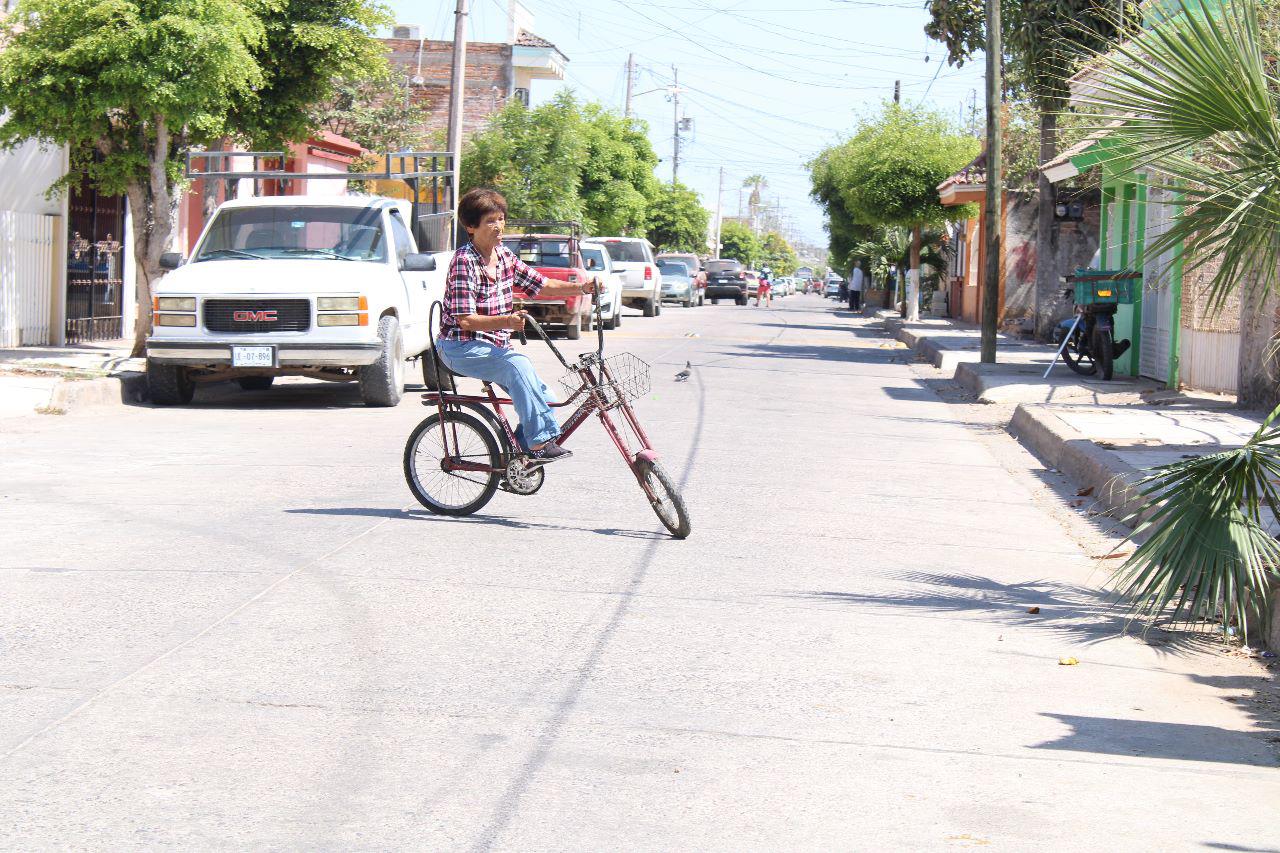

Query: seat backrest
left=244, top=227, right=285, bottom=251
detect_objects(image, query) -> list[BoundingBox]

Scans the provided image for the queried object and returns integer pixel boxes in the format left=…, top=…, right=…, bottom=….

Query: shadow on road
left=789, top=569, right=1216, bottom=655
left=1032, top=712, right=1279, bottom=767
left=283, top=507, right=667, bottom=540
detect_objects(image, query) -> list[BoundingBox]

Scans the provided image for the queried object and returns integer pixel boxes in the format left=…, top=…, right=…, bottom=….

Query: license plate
left=232, top=346, right=274, bottom=368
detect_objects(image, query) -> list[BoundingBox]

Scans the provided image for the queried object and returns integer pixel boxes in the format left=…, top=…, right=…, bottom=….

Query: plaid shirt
left=440, top=242, right=545, bottom=348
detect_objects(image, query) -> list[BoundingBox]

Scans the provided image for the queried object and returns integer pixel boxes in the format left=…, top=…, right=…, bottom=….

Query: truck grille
left=203, top=299, right=311, bottom=333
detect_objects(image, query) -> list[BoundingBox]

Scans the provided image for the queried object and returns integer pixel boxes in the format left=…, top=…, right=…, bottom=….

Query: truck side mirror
left=159, top=252, right=184, bottom=270
left=401, top=253, right=436, bottom=272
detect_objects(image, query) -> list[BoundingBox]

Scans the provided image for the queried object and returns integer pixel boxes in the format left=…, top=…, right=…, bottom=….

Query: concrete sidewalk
left=880, top=310, right=1162, bottom=404
left=0, top=340, right=145, bottom=419
left=873, top=307, right=1279, bottom=649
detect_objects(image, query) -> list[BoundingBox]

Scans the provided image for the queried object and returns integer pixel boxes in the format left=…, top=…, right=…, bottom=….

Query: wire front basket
left=560, top=352, right=651, bottom=408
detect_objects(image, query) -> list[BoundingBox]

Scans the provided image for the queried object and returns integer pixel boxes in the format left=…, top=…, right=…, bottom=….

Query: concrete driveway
left=1, top=296, right=1276, bottom=849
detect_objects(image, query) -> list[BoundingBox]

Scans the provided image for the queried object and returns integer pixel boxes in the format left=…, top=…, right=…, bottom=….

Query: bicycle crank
left=501, top=458, right=545, bottom=496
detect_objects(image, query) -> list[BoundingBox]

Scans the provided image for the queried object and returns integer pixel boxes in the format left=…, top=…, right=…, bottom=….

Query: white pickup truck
left=145, top=195, right=448, bottom=406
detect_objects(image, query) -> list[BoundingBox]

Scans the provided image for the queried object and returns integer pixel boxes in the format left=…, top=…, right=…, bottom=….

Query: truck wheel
left=565, top=320, right=582, bottom=340
left=421, top=349, right=443, bottom=391
left=147, top=360, right=195, bottom=405
left=711, top=298, right=719, bottom=305
left=237, top=376, right=274, bottom=391
left=643, top=298, right=657, bottom=317
left=359, top=314, right=405, bottom=407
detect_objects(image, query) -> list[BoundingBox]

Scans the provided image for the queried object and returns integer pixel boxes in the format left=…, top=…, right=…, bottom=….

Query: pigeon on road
left=674, top=361, right=692, bottom=382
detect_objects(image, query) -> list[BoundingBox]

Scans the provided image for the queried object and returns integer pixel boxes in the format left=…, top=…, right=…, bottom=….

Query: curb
left=47, top=372, right=147, bottom=413
left=1008, top=403, right=1148, bottom=523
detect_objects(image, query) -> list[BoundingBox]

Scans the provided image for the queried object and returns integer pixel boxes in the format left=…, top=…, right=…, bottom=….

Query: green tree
left=461, top=91, right=589, bottom=222
left=0, top=0, right=389, bottom=353
left=646, top=182, right=709, bottom=252
left=315, top=64, right=431, bottom=153
left=810, top=103, right=979, bottom=319
left=761, top=231, right=798, bottom=276
left=580, top=104, right=659, bottom=235
left=719, top=220, right=762, bottom=268
left=926, top=0, right=1139, bottom=334
left=462, top=94, right=662, bottom=235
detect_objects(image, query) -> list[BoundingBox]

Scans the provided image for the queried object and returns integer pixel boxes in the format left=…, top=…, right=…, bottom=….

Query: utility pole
left=446, top=0, right=469, bottom=235
left=713, top=166, right=724, bottom=260
left=980, top=0, right=1002, bottom=362
left=671, top=65, right=680, bottom=184
left=894, top=80, right=901, bottom=104
left=624, top=53, right=635, bottom=118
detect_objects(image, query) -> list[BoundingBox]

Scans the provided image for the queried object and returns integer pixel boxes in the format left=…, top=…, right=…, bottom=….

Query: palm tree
left=743, top=174, right=767, bottom=231
left=1075, top=0, right=1280, bottom=640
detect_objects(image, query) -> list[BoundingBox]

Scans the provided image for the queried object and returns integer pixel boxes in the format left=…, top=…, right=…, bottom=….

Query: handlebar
left=514, top=279, right=605, bottom=370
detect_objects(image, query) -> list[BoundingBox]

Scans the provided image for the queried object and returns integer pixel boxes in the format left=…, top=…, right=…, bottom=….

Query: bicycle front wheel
left=635, top=458, right=691, bottom=539
left=1061, top=324, right=1097, bottom=376
left=404, top=412, right=501, bottom=516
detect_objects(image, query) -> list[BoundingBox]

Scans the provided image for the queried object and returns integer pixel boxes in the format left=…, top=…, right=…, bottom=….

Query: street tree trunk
left=1035, top=107, right=1058, bottom=340
left=200, top=136, right=230, bottom=227
left=1237, top=269, right=1280, bottom=411
left=127, top=115, right=179, bottom=357
left=906, top=225, right=922, bottom=322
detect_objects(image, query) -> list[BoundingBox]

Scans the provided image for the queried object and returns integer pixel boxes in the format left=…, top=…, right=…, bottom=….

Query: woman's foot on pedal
left=528, top=442, right=573, bottom=464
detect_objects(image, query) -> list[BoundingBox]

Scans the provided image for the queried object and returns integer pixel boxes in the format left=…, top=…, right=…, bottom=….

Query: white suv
left=145, top=195, right=447, bottom=406
left=597, top=237, right=662, bottom=317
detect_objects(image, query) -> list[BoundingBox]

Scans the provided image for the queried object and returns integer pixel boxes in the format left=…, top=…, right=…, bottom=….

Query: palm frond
left=1071, top=0, right=1280, bottom=314
left=1114, top=407, right=1280, bottom=639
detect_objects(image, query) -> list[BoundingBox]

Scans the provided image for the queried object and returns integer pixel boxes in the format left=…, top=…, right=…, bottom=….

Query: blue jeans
left=436, top=338, right=560, bottom=450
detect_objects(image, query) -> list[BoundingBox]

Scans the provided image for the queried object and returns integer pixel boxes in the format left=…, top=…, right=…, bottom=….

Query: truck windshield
left=196, top=206, right=388, bottom=262
left=503, top=238, right=574, bottom=269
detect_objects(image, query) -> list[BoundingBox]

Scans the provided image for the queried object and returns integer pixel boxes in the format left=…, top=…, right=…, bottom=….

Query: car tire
left=613, top=308, right=622, bottom=328
left=565, top=319, right=582, bottom=340
left=682, top=298, right=692, bottom=308
left=735, top=295, right=747, bottom=306
left=147, top=359, right=195, bottom=405
left=711, top=298, right=719, bottom=305
left=359, top=314, right=405, bottom=407
left=643, top=297, right=657, bottom=317
left=236, top=376, right=274, bottom=391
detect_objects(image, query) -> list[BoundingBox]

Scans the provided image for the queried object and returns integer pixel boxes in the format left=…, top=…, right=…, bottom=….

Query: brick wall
left=383, top=38, right=513, bottom=143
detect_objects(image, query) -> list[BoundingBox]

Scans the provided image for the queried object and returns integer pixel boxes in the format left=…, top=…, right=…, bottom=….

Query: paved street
left=2, top=295, right=1277, bottom=849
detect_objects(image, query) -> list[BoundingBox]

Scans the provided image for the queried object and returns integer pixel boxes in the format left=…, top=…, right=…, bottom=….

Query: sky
left=383, top=0, right=987, bottom=250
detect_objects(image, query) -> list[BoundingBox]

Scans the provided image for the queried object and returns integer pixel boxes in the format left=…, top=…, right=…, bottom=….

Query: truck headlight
left=157, top=297, right=196, bottom=311
left=317, top=313, right=364, bottom=327
left=156, top=314, right=197, bottom=327
left=318, top=296, right=365, bottom=311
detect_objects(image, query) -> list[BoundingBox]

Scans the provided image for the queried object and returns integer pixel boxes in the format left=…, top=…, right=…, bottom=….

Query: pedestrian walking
left=848, top=263, right=865, bottom=311
left=756, top=270, right=772, bottom=307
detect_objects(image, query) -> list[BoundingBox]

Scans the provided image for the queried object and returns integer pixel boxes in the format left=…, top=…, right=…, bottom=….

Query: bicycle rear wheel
left=404, top=412, right=501, bottom=516
left=635, top=458, right=691, bottom=539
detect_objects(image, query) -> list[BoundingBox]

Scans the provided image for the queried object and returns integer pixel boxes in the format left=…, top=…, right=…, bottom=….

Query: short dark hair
left=458, top=188, right=508, bottom=229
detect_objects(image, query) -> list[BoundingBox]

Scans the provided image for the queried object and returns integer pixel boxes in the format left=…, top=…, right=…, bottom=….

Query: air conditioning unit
left=513, top=88, right=530, bottom=106
left=392, top=24, right=421, bottom=40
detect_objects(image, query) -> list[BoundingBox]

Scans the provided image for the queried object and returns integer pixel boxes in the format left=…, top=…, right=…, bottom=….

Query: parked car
left=145, top=195, right=447, bottom=407
left=598, top=237, right=662, bottom=317
left=579, top=240, right=625, bottom=330
left=704, top=258, right=748, bottom=305
left=656, top=252, right=707, bottom=303
left=824, top=278, right=842, bottom=298
left=659, top=262, right=698, bottom=307
left=501, top=227, right=591, bottom=339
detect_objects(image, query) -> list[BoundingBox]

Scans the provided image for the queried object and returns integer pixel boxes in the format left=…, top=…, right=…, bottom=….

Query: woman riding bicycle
left=437, top=188, right=595, bottom=463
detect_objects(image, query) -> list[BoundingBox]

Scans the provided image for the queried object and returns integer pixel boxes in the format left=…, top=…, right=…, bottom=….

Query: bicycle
left=1046, top=269, right=1138, bottom=382
left=403, top=287, right=692, bottom=539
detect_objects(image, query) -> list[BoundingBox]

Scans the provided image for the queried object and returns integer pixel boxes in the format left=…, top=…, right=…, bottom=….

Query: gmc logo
left=233, top=310, right=277, bottom=322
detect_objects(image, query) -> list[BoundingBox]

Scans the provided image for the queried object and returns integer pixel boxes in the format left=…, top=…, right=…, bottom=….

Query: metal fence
left=0, top=210, right=56, bottom=347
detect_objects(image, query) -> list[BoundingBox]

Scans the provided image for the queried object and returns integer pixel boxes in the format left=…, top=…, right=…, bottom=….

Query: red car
left=502, top=222, right=592, bottom=340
